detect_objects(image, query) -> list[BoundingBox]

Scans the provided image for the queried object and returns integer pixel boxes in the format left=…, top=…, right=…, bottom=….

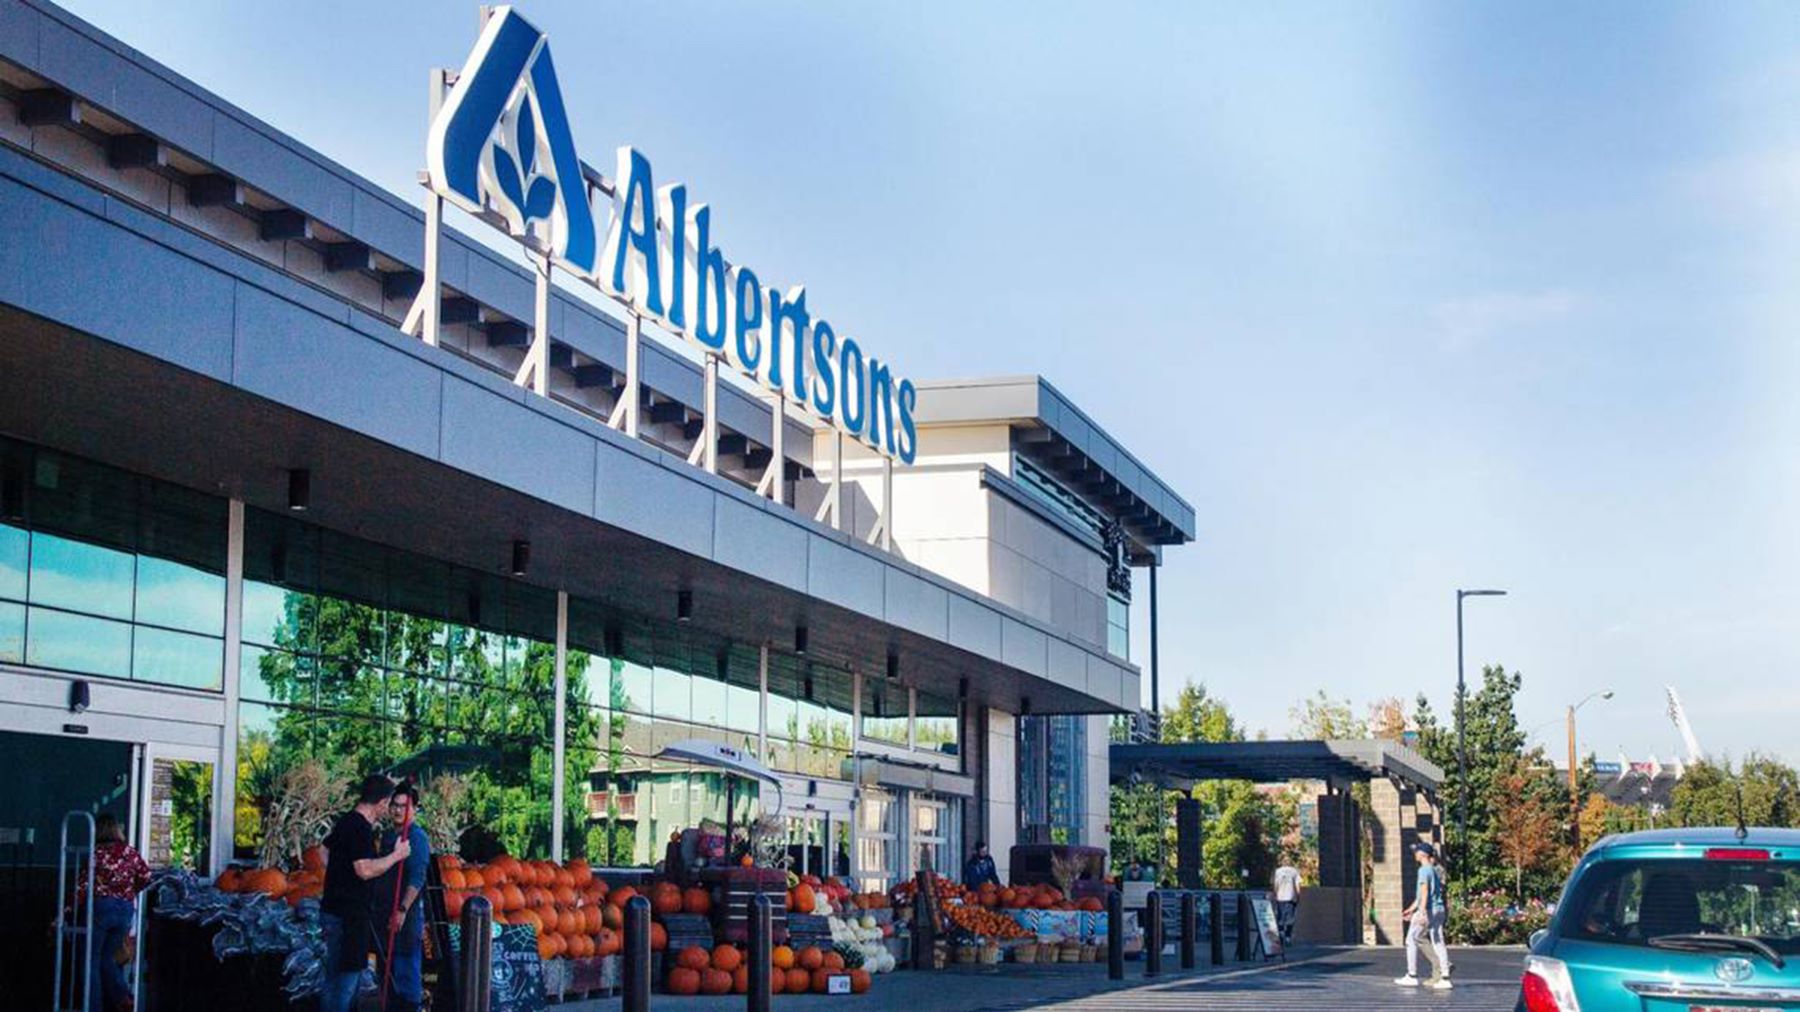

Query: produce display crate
left=701, top=867, right=791, bottom=943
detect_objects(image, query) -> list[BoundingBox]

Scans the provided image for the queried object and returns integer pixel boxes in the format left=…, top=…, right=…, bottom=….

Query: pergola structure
left=1109, top=739, right=1445, bottom=945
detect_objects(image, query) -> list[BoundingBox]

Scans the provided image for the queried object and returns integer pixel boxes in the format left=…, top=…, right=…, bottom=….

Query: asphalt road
left=1037, top=947, right=1525, bottom=1012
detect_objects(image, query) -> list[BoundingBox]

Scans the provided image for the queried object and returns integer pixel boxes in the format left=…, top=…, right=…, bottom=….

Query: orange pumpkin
left=243, top=868, right=289, bottom=898
left=700, top=969, right=733, bottom=995
left=810, top=969, right=831, bottom=993
left=462, top=868, right=485, bottom=889
left=444, top=889, right=467, bottom=920
left=558, top=908, right=581, bottom=936
left=609, top=885, right=639, bottom=909
left=676, top=946, right=712, bottom=971
left=302, top=845, right=325, bottom=873
left=443, top=868, right=467, bottom=890
left=651, top=883, right=682, bottom=916
left=796, top=946, right=824, bottom=971
left=553, top=884, right=577, bottom=907
left=581, top=906, right=601, bottom=934
left=597, top=927, right=621, bottom=956
left=732, top=965, right=748, bottom=994
left=771, top=945, right=795, bottom=970
left=784, top=968, right=811, bottom=994
left=770, top=967, right=786, bottom=994
left=602, top=904, right=624, bottom=932
left=537, top=933, right=557, bottom=961
left=216, top=868, right=244, bottom=893
left=850, top=969, right=871, bottom=994
left=711, top=944, right=742, bottom=972
left=503, top=885, right=526, bottom=912
left=1077, top=897, right=1103, bottom=912
left=821, top=950, right=845, bottom=971
left=566, top=858, right=592, bottom=885
left=667, top=967, right=701, bottom=995
left=682, top=886, right=712, bottom=915
left=649, top=922, right=667, bottom=951
left=480, top=886, right=507, bottom=914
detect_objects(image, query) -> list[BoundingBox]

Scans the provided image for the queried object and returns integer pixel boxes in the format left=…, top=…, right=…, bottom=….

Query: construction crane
left=1664, top=686, right=1705, bottom=767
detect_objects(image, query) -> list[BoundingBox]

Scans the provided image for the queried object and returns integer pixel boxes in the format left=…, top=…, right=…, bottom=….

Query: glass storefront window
left=915, top=691, right=960, bottom=756
left=25, top=607, right=131, bottom=678
left=859, top=683, right=909, bottom=745
left=0, top=522, right=28, bottom=600
left=135, top=556, right=227, bottom=636
left=29, top=532, right=135, bottom=620
left=0, top=601, right=23, bottom=663
left=1107, top=593, right=1129, bottom=661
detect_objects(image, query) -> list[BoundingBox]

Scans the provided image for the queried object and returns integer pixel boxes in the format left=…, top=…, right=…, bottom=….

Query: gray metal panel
left=711, top=495, right=808, bottom=594
left=352, top=187, right=424, bottom=269
left=1086, top=653, right=1123, bottom=710
left=440, top=375, right=596, bottom=516
left=231, top=283, right=442, bottom=459
left=592, top=443, right=715, bottom=559
left=946, top=593, right=1002, bottom=662
left=212, top=115, right=353, bottom=225
left=0, top=2, right=41, bottom=68
left=0, top=172, right=234, bottom=381
left=882, top=568, right=948, bottom=642
left=1047, top=637, right=1087, bottom=694
left=807, top=535, right=885, bottom=619
left=558, top=301, right=627, bottom=364
left=460, top=243, right=534, bottom=324
left=1000, top=617, right=1048, bottom=678
left=35, top=14, right=115, bottom=108
left=1118, top=668, right=1141, bottom=713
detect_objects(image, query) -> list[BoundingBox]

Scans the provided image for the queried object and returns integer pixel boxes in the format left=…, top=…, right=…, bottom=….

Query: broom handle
left=380, top=810, right=414, bottom=1012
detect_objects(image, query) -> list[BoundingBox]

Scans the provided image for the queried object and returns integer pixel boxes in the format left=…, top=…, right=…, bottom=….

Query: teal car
left=1521, top=828, right=1800, bottom=1012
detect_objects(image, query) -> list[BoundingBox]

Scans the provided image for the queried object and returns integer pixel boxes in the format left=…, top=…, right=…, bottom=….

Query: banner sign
left=427, top=6, right=919, bottom=464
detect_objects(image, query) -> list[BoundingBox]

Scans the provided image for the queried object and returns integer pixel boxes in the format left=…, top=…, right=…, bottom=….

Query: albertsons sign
left=426, top=6, right=918, bottom=464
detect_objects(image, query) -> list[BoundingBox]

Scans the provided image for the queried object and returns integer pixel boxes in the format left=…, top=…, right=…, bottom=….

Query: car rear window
left=1561, top=856, right=1800, bottom=955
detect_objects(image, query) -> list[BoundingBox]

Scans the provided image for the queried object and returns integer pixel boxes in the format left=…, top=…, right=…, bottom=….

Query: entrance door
left=136, top=743, right=215, bottom=873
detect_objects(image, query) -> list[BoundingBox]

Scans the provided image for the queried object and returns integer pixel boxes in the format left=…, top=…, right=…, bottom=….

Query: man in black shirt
left=319, top=774, right=411, bottom=1012
left=963, top=841, right=1001, bottom=889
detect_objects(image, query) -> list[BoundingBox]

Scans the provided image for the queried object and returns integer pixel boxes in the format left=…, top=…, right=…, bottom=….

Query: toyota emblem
left=1714, top=957, right=1754, bottom=983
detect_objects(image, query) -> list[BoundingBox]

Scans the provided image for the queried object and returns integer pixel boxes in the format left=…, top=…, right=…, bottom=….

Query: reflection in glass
left=29, top=533, right=134, bottom=620
left=0, top=522, right=26, bottom=600
left=132, top=626, right=223, bottom=690
left=134, top=556, right=225, bottom=635
left=26, top=607, right=131, bottom=678
left=0, top=601, right=22, bottom=662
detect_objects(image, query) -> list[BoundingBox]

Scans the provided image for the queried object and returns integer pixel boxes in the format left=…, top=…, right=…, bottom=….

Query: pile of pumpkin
left=945, top=903, right=1030, bottom=939
left=214, top=845, right=326, bottom=907
left=437, top=856, right=717, bottom=962
left=666, top=943, right=872, bottom=996
left=962, top=881, right=1104, bottom=913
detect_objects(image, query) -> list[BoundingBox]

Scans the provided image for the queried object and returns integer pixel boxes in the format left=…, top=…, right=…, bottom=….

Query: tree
left=1162, top=683, right=1239, bottom=744
left=1367, top=697, right=1408, bottom=742
left=1669, top=755, right=1800, bottom=829
left=1492, top=758, right=1562, bottom=899
left=1288, top=690, right=1365, bottom=740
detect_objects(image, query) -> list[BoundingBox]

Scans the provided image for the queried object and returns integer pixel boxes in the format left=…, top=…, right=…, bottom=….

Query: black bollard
left=1236, top=892, right=1253, bottom=961
left=1208, top=893, right=1224, bottom=966
left=1107, top=889, right=1124, bottom=980
left=747, top=894, right=773, bottom=1012
left=624, top=894, right=652, bottom=1012
left=458, top=894, right=493, bottom=1012
left=1179, top=893, right=1197, bottom=970
left=1145, top=891, right=1163, bottom=977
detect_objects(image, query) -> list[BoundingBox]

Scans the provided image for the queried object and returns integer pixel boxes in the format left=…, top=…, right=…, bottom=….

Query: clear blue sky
left=60, top=1, right=1800, bottom=764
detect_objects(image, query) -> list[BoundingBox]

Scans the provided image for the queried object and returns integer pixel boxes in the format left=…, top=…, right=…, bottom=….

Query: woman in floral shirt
left=87, top=813, right=151, bottom=1011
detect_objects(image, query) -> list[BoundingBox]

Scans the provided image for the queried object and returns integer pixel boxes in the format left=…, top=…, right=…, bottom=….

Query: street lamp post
left=1567, top=690, right=1614, bottom=851
left=1455, top=588, right=1506, bottom=875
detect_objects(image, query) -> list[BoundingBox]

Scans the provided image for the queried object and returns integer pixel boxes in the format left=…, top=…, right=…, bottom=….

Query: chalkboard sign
left=448, top=922, right=547, bottom=1012
left=1248, top=897, right=1284, bottom=961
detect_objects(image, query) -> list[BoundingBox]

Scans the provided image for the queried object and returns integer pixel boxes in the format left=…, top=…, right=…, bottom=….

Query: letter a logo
left=426, top=6, right=598, bottom=275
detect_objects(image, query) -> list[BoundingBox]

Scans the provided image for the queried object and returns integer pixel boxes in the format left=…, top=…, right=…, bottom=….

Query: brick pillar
left=1367, top=778, right=1408, bottom=945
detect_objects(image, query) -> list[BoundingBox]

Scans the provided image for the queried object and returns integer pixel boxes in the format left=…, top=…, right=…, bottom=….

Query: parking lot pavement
left=1037, top=947, right=1525, bottom=1012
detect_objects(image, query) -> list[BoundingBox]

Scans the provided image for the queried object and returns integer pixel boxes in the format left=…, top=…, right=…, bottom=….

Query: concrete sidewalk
left=554, top=948, right=1332, bottom=1012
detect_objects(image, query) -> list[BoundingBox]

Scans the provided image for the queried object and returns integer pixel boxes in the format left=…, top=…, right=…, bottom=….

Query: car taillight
left=1704, top=848, right=1770, bottom=861
left=1522, top=956, right=1582, bottom=1012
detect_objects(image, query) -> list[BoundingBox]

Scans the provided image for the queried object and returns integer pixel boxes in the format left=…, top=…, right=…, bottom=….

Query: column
left=983, top=708, right=1018, bottom=883
left=210, top=499, right=245, bottom=875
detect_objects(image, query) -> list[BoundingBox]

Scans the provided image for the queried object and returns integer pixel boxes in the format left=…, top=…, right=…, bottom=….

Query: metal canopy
left=1109, top=739, right=1445, bottom=794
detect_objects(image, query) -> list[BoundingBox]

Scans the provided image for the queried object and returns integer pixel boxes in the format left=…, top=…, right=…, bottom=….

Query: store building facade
left=0, top=0, right=1193, bottom=907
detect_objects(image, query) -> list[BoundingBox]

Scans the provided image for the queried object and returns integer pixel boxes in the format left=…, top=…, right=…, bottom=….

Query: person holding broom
left=374, top=781, right=431, bottom=1012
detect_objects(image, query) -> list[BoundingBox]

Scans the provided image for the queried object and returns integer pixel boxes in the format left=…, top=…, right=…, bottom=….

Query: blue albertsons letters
left=425, top=6, right=918, bottom=465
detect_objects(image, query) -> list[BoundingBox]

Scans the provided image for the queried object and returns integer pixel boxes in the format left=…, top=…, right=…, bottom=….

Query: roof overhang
left=1109, top=739, right=1444, bottom=794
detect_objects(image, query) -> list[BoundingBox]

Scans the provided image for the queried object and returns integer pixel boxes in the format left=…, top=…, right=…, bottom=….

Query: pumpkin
left=740, top=854, right=754, bottom=867
left=609, top=886, right=639, bottom=909
left=850, top=969, right=871, bottom=994
left=602, top=904, right=624, bottom=932
left=462, top=868, right=485, bottom=888
left=445, top=889, right=467, bottom=920
left=771, top=945, right=795, bottom=970
left=480, top=886, right=507, bottom=914
left=682, top=886, right=712, bottom=915
left=302, top=845, right=325, bottom=873
left=649, top=922, right=667, bottom=951
left=566, top=858, right=592, bottom=885
left=597, top=927, right=621, bottom=956
left=796, top=946, right=824, bottom=971
left=667, top=967, right=701, bottom=995
left=732, top=965, right=748, bottom=993
left=582, top=906, right=601, bottom=934
left=537, top=933, right=558, bottom=961
left=676, top=946, right=712, bottom=971
left=216, top=868, right=243, bottom=893
left=1077, top=897, right=1103, bottom=912
left=243, top=868, right=288, bottom=898
left=810, top=969, right=831, bottom=993
left=443, top=868, right=467, bottom=890
left=821, top=950, right=845, bottom=971
left=558, top=908, right=582, bottom=936
left=514, top=909, right=542, bottom=933
left=651, top=883, right=683, bottom=916
left=711, top=944, right=742, bottom=972
left=789, top=884, right=816, bottom=916
left=784, top=968, right=811, bottom=994
left=503, top=885, right=526, bottom=912
left=770, top=967, right=785, bottom=994
left=700, top=969, right=732, bottom=995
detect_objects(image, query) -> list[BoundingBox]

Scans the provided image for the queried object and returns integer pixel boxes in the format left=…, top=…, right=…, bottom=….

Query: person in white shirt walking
left=1396, top=842, right=1452, bottom=989
left=1271, top=863, right=1302, bottom=943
